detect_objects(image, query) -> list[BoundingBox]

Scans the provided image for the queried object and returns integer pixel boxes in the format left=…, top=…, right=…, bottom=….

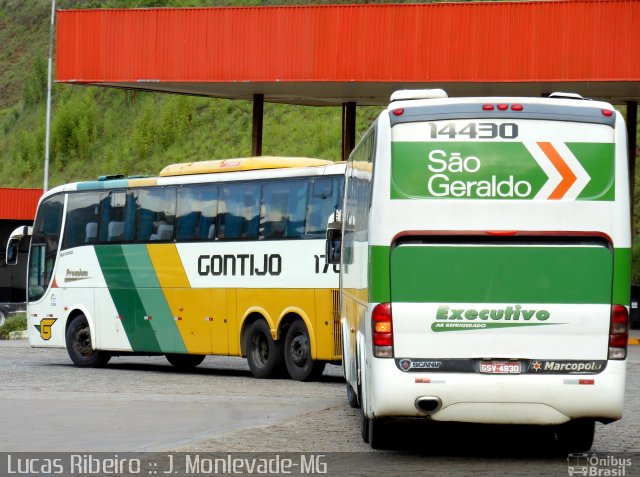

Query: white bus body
left=8, top=158, right=345, bottom=381
left=330, top=91, right=630, bottom=450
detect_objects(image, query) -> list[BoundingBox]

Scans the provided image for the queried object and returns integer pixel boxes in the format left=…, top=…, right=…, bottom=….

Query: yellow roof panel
left=160, top=156, right=333, bottom=177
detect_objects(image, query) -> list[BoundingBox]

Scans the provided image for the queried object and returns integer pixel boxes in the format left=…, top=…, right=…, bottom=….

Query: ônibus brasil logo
left=432, top=305, right=564, bottom=332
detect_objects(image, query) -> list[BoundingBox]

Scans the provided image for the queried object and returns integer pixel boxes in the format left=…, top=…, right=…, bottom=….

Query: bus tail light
left=608, top=305, right=628, bottom=360
left=372, top=303, right=393, bottom=358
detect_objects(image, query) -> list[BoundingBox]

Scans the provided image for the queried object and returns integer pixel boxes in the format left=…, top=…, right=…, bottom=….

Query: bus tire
left=165, top=353, right=205, bottom=369
left=367, top=417, right=388, bottom=450
left=347, top=382, right=360, bottom=408
left=361, top=412, right=369, bottom=443
left=554, top=420, right=595, bottom=453
left=246, top=320, right=284, bottom=379
left=65, top=314, right=110, bottom=368
left=284, top=320, right=325, bottom=381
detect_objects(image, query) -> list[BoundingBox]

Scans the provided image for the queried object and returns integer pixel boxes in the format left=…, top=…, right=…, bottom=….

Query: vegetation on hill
left=0, top=0, right=639, bottom=280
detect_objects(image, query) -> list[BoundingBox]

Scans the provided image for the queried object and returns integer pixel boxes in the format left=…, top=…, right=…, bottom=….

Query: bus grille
left=332, top=289, right=342, bottom=358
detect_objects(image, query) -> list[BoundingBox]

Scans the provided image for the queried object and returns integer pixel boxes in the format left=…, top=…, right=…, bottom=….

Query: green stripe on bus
left=613, top=247, right=631, bottom=305
left=121, top=245, right=187, bottom=353
left=95, top=245, right=162, bottom=353
left=369, top=246, right=390, bottom=303
left=391, top=142, right=548, bottom=200
left=390, top=245, right=613, bottom=304
left=566, top=143, right=615, bottom=201
left=390, top=141, right=615, bottom=201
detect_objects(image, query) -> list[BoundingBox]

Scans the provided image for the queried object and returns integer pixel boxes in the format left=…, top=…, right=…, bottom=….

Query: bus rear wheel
left=362, top=414, right=388, bottom=449
left=246, top=320, right=284, bottom=379
left=65, top=314, right=110, bottom=368
left=284, top=320, right=326, bottom=381
left=165, top=353, right=205, bottom=369
left=554, top=419, right=595, bottom=452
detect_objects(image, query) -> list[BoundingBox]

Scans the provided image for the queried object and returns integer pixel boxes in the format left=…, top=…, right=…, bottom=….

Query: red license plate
left=479, top=361, right=521, bottom=374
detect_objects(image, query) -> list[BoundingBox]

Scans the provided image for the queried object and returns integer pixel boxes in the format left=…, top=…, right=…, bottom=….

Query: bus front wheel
left=284, top=320, right=325, bottom=381
left=165, top=353, right=205, bottom=369
left=65, top=314, right=111, bottom=368
left=246, top=320, right=284, bottom=379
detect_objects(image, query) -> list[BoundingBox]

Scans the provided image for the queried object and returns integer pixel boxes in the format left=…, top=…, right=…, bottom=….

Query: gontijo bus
left=7, top=157, right=344, bottom=381
left=326, top=90, right=630, bottom=450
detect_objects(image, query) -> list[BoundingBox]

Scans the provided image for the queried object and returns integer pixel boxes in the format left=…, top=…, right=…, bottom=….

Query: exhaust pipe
left=415, top=396, right=442, bottom=414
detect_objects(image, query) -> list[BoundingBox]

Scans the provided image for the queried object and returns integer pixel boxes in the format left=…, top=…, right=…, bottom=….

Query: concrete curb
left=8, top=330, right=28, bottom=340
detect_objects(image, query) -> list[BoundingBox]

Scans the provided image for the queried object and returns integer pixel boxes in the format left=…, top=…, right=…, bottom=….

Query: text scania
left=427, top=150, right=532, bottom=198
left=198, top=254, right=282, bottom=276
left=436, top=305, right=550, bottom=321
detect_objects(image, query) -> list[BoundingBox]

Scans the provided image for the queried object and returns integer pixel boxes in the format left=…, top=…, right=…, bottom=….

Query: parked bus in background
left=7, top=157, right=344, bottom=381
left=327, top=90, right=630, bottom=450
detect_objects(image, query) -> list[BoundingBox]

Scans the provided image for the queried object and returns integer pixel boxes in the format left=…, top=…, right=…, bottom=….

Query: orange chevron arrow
left=537, top=142, right=577, bottom=199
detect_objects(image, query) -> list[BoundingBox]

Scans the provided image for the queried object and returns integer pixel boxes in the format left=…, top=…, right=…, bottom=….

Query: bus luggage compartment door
left=389, top=239, right=613, bottom=362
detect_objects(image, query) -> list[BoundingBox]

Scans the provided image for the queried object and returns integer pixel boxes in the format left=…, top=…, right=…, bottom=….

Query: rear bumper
left=368, top=358, right=626, bottom=424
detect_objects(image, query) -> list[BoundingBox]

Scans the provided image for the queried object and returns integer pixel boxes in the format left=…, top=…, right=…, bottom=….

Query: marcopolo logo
left=530, top=360, right=605, bottom=374
left=432, top=305, right=562, bottom=332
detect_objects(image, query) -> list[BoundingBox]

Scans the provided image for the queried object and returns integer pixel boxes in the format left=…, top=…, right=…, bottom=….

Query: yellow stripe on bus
left=146, top=244, right=210, bottom=354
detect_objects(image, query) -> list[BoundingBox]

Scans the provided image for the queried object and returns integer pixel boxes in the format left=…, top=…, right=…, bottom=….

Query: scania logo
left=397, top=359, right=442, bottom=372
left=400, top=359, right=412, bottom=371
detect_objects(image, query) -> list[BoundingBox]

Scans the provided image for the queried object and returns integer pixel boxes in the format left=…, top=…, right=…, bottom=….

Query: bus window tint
left=28, top=194, right=63, bottom=301
left=218, top=183, right=261, bottom=240
left=263, top=179, right=308, bottom=239
left=177, top=185, right=219, bottom=241
left=136, top=187, right=176, bottom=242
left=62, top=192, right=101, bottom=249
left=305, top=177, right=344, bottom=237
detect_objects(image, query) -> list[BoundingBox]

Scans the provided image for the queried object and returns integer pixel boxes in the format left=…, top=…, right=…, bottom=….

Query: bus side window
left=305, top=177, right=340, bottom=237
left=135, top=187, right=176, bottom=242
left=219, top=183, right=260, bottom=240
left=99, top=191, right=134, bottom=243
left=262, top=178, right=308, bottom=239
left=176, top=185, right=218, bottom=241
left=62, top=192, right=101, bottom=249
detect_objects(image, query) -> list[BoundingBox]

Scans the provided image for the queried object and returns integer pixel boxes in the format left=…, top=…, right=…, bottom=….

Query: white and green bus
left=7, top=157, right=344, bottom=381
left=327, top=90, right=631, bottom=450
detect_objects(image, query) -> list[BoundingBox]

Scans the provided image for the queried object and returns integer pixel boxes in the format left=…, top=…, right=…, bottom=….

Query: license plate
left=479, top=361, right=521, bottom=374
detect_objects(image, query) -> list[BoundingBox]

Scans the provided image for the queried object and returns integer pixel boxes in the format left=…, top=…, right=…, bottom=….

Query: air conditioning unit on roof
left=390, top=89, right=448, bottom=102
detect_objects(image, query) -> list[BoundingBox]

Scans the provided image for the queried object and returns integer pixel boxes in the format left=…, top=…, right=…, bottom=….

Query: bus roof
left=160, top=156, right=333, bottom=177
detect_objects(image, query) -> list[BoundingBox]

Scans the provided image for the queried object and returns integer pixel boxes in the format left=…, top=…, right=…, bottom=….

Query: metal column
left=251, top=93, right=264, bottom=157
left=341, top=102, right=356, bottom=162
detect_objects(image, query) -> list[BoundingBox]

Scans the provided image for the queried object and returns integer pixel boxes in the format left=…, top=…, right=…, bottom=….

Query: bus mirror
left=6, top=238, right=19, bottom=265
left=326, top=228, right=341, bottom=265
left=326, top=211, right=342, bottom=265
left=5, top=225, right=32, bottom=266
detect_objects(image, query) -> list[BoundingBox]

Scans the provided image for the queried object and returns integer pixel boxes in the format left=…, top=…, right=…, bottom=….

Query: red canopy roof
left=56, top=0, right=640, bottom=105
left=0, top=188, right=42, bottom=221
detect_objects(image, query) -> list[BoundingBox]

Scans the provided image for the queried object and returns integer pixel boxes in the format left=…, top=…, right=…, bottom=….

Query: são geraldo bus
left=327, top=90, right=630, bottom=450
left=7, top=157, right=344, bottom=381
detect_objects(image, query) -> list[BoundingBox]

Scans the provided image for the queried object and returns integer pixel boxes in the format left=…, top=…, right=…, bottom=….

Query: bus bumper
left=367, top=359, right=626, bottom=425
